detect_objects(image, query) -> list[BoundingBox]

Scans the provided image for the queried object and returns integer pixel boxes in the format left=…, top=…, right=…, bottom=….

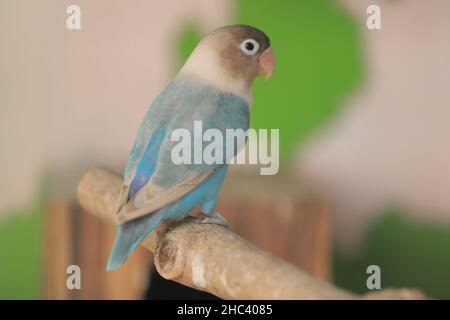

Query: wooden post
left=76, top=167, right=426, bottom=300
left=43, top=201, right=75, bottom=299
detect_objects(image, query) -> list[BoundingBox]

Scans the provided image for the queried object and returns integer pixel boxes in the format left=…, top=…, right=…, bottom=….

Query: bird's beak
left=258, top=47, right=276, bottom=79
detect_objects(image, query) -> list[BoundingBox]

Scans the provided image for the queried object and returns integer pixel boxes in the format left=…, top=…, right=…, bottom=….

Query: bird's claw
left=195, top=211, right=229, bottom=229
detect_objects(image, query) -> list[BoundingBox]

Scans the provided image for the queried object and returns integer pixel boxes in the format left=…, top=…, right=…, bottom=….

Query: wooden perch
left=77, top=168, right=426, bottom=300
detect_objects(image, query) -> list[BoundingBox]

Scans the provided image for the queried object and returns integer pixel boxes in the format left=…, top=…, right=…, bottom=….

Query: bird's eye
left=240, top=39, right=259, bottom=55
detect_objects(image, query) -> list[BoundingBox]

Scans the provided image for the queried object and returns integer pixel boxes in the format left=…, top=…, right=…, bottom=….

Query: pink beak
left=258, top=47, right=276, bottom=79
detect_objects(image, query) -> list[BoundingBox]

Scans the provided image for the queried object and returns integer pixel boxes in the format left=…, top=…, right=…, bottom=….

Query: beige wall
left=0, top=0, right=232, bottom=215
left=298, top=0, right=450, bottom=249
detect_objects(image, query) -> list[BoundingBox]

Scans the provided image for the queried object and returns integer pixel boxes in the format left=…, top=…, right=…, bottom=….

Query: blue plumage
left=106, top=24, right=275, bottom=271
left=127, top=126, right=166, bottom=201
left=107, top=79, right=249, bottom=270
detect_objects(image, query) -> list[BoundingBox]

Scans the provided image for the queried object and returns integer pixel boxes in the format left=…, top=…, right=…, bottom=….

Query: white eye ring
left=240, top=39, right=259, bottom=55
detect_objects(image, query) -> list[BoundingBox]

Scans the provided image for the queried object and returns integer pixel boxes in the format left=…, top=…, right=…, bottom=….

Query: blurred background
left=1, top=0, right=450, bottom=299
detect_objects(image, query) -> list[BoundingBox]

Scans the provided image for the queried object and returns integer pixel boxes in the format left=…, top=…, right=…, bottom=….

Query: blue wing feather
left=127, top=126, right=166, bottom=200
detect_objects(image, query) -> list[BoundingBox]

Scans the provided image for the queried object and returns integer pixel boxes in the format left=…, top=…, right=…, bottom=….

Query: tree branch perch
left=76, top=168, right=426, bottom=300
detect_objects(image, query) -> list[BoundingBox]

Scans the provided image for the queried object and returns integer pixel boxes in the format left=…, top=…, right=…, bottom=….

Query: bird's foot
left=195, top=211, right=229, bottom=229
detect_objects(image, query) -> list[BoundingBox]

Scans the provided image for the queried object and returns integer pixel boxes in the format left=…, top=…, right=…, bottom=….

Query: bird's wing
left=115, top=83, right=175, bottom=215
left=117, top=80, right=249, bottom=224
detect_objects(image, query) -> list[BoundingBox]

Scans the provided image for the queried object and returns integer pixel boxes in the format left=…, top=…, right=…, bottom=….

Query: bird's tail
left=106, top=211, right=163, bottom=271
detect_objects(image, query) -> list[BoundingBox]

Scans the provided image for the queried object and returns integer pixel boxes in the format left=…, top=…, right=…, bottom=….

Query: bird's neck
left=177, top=45, right=253, bottom=106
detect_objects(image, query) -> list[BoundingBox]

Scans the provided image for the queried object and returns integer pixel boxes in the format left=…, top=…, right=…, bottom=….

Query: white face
left=178, top=38, right=254, bottom=105
left=177, top=26, right=272, bottom=105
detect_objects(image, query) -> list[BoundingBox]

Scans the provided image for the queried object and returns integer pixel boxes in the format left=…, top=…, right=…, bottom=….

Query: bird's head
left=179, top=25, right=275, bottom=102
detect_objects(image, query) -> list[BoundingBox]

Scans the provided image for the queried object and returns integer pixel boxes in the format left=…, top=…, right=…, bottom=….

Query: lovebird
left=107, top=25, right=275, bottom=270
